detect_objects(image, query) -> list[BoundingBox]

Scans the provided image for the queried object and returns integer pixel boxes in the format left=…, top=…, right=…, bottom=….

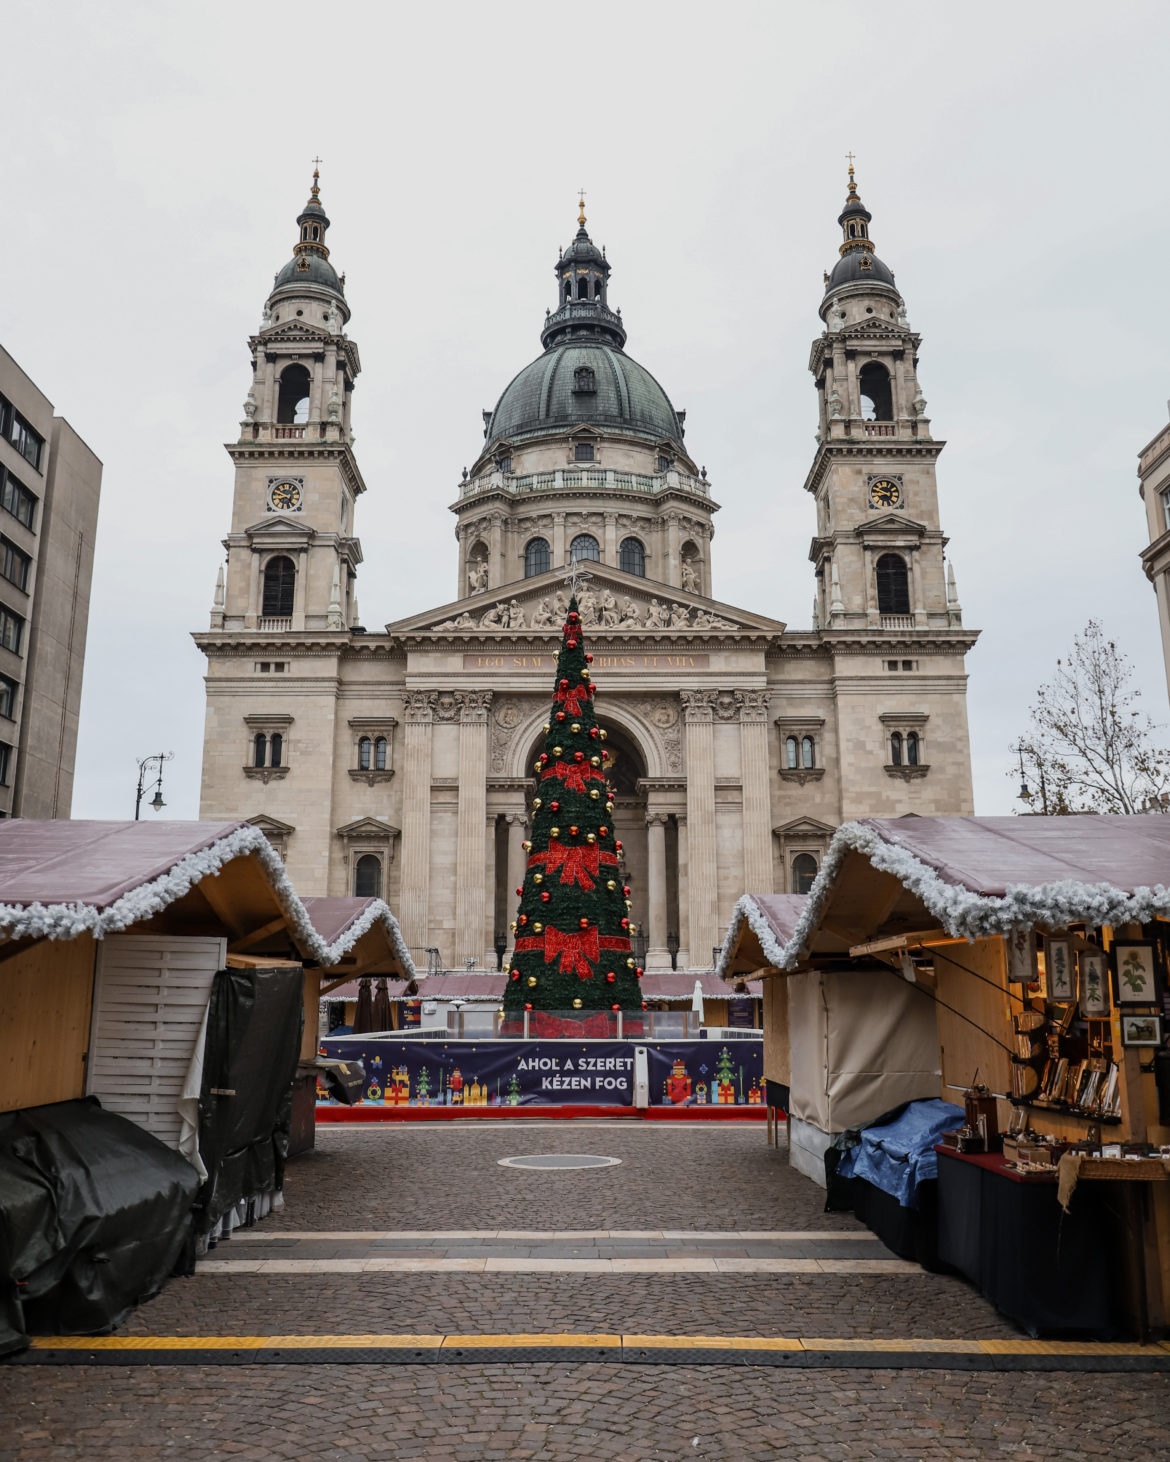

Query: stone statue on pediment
left=507, top=598, right=526, bottom=629
left=681, top=559, right=699, bottom=594
left=669, top=602, right=691, bottom=628
left=432, top=611, right=476, bottom=631
left=618, top=596, right=640, bottom=627
left=479, top=601, right=507, bottom=628
left=243, top=389, right=257, bottom=421
left=468, top=558, right=488, bottom=594
left=577, top=588, right=597, bottom=624
left=599, top=588, right=618, bottom=627
left=531, top=597, right=555, bottom=627
left=553, top=590, right=569, bottom=621
left=645, top=598, right=667, bottom=627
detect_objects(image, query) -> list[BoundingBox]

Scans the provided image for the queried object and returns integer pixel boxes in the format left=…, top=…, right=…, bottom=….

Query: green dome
left=271, top=251, right=345, bottom=300
left=486, top=341, right=684, bottom=450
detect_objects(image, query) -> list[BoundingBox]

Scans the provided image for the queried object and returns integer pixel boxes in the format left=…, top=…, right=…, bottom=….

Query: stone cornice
left=802, top=437, right=945, bottom=497
left=226, top=439, right=368, bottom=497
left=773, top=629, right=979, bottom=656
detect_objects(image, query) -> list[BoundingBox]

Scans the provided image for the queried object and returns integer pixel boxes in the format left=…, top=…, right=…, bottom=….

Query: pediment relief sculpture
left=429, top=585, right=740, bottom=634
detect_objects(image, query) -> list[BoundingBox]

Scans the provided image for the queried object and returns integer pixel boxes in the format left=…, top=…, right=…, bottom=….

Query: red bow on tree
left=545, top=838, right=600, bottom=889
left=544, top=924, right=599, bottom=978
left=541, top=760, right=604, bottom=795
left=554, top=682, right=589, bottom=717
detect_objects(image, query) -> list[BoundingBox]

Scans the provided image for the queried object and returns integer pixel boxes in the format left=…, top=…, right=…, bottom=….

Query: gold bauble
left=543, top=722, right=551, bottom=732
left=533, top=873, right=543, bottom=884
left=533, top=921, right=544, bottom=932
left=550, top=826, right=560, bottom=838
left=629, top=923, right=637, bottom=935
left=522, top=840, right=531, bottom=852
left=572, top=998, right=583, bottom=1009
left=586, top=833, right=596, bottom=844
left=607, top=880, right=616, bottom=891
left=606, top=801, right=615, bottom=812
left=527, top=975, right=538, bottom=987
left=571, top=722, right=581, bottom=733
left=533, top=798, right=542, bottom=809
left=533, top=760, right=542, bottom=773
left=510, top=921, right=517, bottom=931
left=590, top=756, right=601, bottom=767
left=599, top=729, right=607, bottom=740
left=589, top=789, right=600, bottom=800
left=553, top=745, right=563, bottom=756
left=626, top=957, right=636, bottom=968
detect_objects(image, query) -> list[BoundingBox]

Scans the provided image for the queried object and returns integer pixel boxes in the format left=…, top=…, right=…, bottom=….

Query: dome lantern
left=822, top=159, right=898, bottom=299
left=267, top=162, right=348, bottom=313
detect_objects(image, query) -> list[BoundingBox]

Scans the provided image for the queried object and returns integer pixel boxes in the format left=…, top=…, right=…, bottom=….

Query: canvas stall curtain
left=788, top=966, right=940, bottom=1134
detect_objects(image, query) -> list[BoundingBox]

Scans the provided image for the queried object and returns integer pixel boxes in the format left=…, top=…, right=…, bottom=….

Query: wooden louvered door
left=86, top=935, right=227, bottom=1148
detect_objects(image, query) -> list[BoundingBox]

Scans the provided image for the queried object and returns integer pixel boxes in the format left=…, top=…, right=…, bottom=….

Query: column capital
left=736, top=690, right=770, bottom=722
left=505, top=811, right=529, bottom=828
left=645, top=811, right=670, bottom=828
left=459, top=690, right=494, bottom=724
left=681, top=689, right=717, bottom=724
left=404, top=691, right=437, bottom=724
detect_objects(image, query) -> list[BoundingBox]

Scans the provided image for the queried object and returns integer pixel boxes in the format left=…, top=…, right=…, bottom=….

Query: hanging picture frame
left=1005, top=928, right=1038, bottom=984
left=1111, top=940, right=1163, bottom=1006
left=1120, top=1013, right=1163, bottom=1048
left=1046, top=937, right=1075, bottom=1001
left=1078, top=948, right=1110, bottom=1017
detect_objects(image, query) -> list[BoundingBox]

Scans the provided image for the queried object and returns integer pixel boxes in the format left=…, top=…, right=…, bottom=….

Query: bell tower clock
left=211, top=166, right=365, bottom=635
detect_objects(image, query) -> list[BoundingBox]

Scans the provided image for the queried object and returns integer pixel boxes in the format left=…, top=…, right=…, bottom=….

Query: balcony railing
left=863, top=422, right=897, bottom=438
left=460, top=467, right=710, bottom=500
left=880, top=613, right=915, bottom=630
left=259, top=616, right=292, bottom=632
left=273, top=425, right=306, bottom=440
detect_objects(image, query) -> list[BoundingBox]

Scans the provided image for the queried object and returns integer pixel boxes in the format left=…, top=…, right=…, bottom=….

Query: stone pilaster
left=400, top=692, right=435, bottom=950
left=682, top=690, right=718, bottom=964
left=675, top=814, right=690, bottom=968
left=505, top=812, right=528, bottom=952
left=645, top=811, right=669, bottom=968
left=738, top=691, right=773, bottom=894
left=455, top=691, right=492, bottom=965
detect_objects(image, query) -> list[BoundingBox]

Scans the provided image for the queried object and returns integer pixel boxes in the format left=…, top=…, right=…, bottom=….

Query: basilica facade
left=196, top=168, right=977, bottom=970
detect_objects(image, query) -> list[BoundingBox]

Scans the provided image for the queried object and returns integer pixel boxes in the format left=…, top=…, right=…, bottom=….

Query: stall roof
left=718, top=815, right=1170, bottom=976
left=0, top=819, right=415, bottom=976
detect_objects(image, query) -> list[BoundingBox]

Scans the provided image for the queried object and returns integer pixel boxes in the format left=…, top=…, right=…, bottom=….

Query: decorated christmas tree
left=504, top=589, right=644, bottom=1034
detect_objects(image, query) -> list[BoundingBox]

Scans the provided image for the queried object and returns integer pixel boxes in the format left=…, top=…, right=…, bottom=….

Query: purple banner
left=317, top=1036, right=763, bottom=1109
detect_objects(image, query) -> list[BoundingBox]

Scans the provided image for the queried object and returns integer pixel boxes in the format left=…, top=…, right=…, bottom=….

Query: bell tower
left=805, top=164, right=962, bottom=632
left=213, top=167, right=365, bottom=634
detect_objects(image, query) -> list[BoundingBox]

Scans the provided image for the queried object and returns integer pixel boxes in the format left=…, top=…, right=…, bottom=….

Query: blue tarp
left=835, top=1098, right=963, bottom=1210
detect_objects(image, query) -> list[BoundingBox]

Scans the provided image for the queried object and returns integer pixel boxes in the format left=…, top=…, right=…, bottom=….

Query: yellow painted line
left=977, top=1339, right=1160, bottom=1357
left=31, top=1335, right=443, bottom=1351
left=802, top=1338, right=984, bottom=1353
left=624, top=1334, right=804, bottom=1352
left=441, top=1333, right=620, bottom=1349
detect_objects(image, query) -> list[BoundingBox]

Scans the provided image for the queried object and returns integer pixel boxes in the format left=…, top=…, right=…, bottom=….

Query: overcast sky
left=5, top=1, right=1169, bottom=820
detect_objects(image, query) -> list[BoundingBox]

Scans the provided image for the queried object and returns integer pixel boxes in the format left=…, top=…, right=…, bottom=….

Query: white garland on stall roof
left=0, top=823, right=418, bottom=977
left=715, top=895, right=789, bottom=981
left=773, top=820, right=1170, bottom=969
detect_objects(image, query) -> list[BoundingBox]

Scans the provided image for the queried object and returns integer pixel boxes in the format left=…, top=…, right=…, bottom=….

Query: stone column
left=454, top=691, right=492, bottom=965
left=489, top=515, right=503, bottom=587
left=505, top=813, right=529, bottom=948
left=682, top=691, right=718, bottom=965
left=910, top=548, right=927, bottom=625
left=484, top=814, right=499, bottom=968
left=552, top=511, right=567, bottom=568
left=645, top=812, right=670, bottom=968
left=675, top=814, right=690, bottom=967
left=246, top=550, right=261, bottom=628
left=603, top=512, right=617, bottom=566
left=292, top=547, right=308, bottom=629
left=665, top=512, right=681, bottom=589
left=738, top=691, right=773, bottom=895
left=399, top=692, right=435, bottom=950
left=260, top=357, right=277, bottom=422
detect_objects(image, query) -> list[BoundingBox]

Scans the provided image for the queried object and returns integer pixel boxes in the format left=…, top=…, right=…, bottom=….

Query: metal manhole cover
left=497, top=1154, right=622, bottom=1171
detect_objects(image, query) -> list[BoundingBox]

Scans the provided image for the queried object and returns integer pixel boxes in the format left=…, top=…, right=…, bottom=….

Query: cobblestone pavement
left=4, top=1122, right=1166, bottom=1460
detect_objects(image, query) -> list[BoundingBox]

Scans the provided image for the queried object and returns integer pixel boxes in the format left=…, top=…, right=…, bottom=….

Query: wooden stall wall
left=0, top=935, right=95, bottom=1112
left=932, top=937, right=1011, bottom=1105
left=762, top=977, right=790, bottom=1086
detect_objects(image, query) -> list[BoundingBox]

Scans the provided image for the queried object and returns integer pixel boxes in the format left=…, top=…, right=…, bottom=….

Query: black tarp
left=0, top=1097, right=200, bottom=1356
left=189, top=966, right=303, bottom=1247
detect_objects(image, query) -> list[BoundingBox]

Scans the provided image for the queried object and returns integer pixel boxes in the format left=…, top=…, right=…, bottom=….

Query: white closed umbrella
left=691, top=977, right=705, bottom=1024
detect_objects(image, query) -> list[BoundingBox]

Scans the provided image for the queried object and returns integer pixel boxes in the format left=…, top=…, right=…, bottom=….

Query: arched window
left=619, top=537, right=645, bottom=576
left=801, top=736, right=815, bottom=769
left=875, top=554, right=910, bottom=615
left=890, top=731, right=903, bottom=766
left=262, top=556, right=296, bottom=617
left=785, top=736, right=798, bottom=769
left=276, top=363, right=312, bottom=425
left=358, top=736, right=372, bottom=770
left=570, top=533, right=600, bottom=563
left=577, top=276, right=589, bottom=300
left=858, top=362, right=893, bottom=422
left=563, top=281, right=572, bottom=304
left=269, top=732, right=283, bottom=768
left=354, top=854, right=382, bottom=898
left=594, top=277, right=604, bottom=299
left=374, top=737, right=388, bottom=771
left=792, top=853, right=819, bottom=895
left=525, top=538, right=550, bottom=577
left=253, top=733, right=267, bottom=768
left=906, top=731, right=920, bottom=766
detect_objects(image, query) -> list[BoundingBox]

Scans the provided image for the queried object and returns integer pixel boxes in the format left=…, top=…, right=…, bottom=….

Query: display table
left=935, top=1147, right=1118, bottom=1337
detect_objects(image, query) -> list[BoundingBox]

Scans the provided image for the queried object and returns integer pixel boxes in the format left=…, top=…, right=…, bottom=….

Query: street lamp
left=666, top=931, right=679, bottom=972
left=135, top=752, right=173, bottom=820
left=493, top=930, right=508, bottom=971
left=1013, top=741, right=1049, bottom=815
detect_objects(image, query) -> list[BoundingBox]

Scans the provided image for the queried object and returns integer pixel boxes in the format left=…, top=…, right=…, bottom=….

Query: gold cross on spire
left=310, top=156, right=323, bottom=200
left=578, top=189, right=587, bottom=227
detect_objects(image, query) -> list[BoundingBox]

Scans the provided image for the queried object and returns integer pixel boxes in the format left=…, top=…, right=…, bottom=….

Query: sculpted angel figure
left=681, top=559, right=700, bottom=594
left=531, top=597, right=555, bottom=627
left=618, top=596, right=641, bottom=626
left=669, top=602, right=691, bottom=628
left=645, top=598, right=667, bottom=627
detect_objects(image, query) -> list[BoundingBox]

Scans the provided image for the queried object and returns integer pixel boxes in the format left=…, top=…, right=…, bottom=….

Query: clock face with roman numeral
left=268, top=478, right=303, bottom=512
left=868, top=476, right=903, bottom=509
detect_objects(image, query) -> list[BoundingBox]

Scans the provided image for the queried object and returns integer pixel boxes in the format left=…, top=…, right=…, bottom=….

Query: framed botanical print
left=1046, top=937, right=1075, bottom=1001
left=1005, top=928, right=1038, bottom=984
left=1078, top=948, right=1109, bottom=1017
left=1111, top=940, right=1162, bottom=1006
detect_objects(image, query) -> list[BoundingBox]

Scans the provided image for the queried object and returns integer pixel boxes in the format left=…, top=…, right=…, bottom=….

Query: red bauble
left=511, top=971, right=520, bottom=981
left=568, top=611, right=579, bottom=623
left=636, top=967, right=644, bottom=978
left=556, top=711, right=566, bottom=722
left=642, top=1002, right=648, bottom=1011
left=623, top=884, right=631, bottom=895
left=574, top=750, right=584, bottom=762
left=525, top=1003, right=533, bottom=1011
left=605, top=972, right=615, bottom=983
left=567, top=639, right=578, bottom=649
left=515, top=886, right=523, bottom=896
left=611, top=1003, right=620, bottom=1011
left=615, top=840, right=623, bottom=852
left=550, top=800, right=560, bottom=812
left=579, top=917, right=589, bottom=929
left=569, top=824, right=579, bottom=835
left=620, top=917, right=629, bottom=929
left=540, top=891, right=550, bottom=903
left=540, top=752, right=549, bottom=763
left=585, top=653, right=593, bottom=663
left=589, top=727, right=599, bottom=739
left=559, top=678, right=569, bottom=689
left=518, top=915, right=528, bottom=926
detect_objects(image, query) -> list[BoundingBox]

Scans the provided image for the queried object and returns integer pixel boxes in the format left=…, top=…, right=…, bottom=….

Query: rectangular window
left=0, top=674, right=17, bottom=719
left=0, top=394, right=44, bottom=473
left=0, top=539, right=31, bottom=592
left=0, top=742, right=12, bottom=785
left=1162, top=486, right=1170, bottom=533
left=574, top=442, right=595, bottom=462
left=0, top=468, right=37, bottom=531
left=0, top=607, right=24, bottom=655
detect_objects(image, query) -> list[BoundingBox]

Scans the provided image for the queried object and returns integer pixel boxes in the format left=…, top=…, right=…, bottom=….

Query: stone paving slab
left=3, top=1363, right=1168, bottom=1460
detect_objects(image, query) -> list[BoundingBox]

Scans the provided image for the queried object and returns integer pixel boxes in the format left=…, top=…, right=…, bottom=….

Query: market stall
left=718, top=814, right=1170, bottom=1338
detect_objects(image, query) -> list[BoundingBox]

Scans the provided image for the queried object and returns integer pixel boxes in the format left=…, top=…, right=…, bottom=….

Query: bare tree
left=1012, top=621, right=1170, bottom=814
